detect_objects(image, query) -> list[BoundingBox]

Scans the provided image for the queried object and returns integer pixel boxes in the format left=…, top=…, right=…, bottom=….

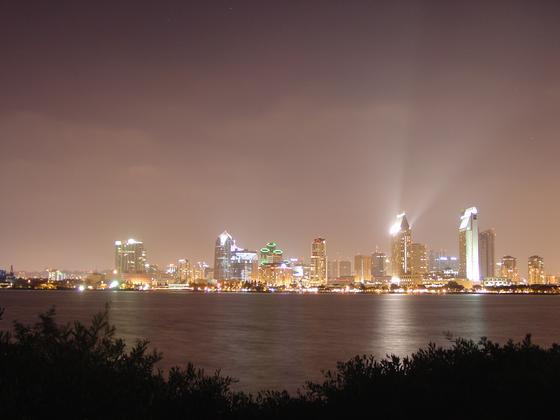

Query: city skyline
left=4, top=205, right=556, bottom=281
left=2, top=2, right=560, bottom=273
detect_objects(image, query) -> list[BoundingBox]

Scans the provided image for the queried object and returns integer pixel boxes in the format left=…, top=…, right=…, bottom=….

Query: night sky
left=1, top=1, right=559, bottom=275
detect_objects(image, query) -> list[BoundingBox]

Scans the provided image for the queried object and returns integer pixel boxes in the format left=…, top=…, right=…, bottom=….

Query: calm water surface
left=1, top=290, right=559, bottom=392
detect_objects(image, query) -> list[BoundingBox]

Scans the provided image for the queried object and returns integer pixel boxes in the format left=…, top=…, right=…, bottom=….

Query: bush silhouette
left=1, top=306, right=559, bottom=419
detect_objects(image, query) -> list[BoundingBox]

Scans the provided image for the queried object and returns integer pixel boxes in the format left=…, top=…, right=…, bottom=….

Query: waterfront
left=1, top=290, right=560, bottom=392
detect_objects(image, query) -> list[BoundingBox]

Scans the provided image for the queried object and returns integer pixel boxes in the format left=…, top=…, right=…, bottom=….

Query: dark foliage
left=1, top=306, right=558, bottom=419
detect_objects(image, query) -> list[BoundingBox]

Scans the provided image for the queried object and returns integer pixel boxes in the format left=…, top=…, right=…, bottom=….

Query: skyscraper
left=213, top=231, right=234, bottom=281
left=231, top=248, right=258, bottom=282
left=115, top=239, right=147, bottom=274
left=327, top=260, right=339, bottom=280
left=258, top=242, right=291, bottom=287
left=354, top=254, right=372, bottom=283
left=192, top=261, right=209, bottom=284
left=339, top=260, right=352, bottom=277
left=458, top=207, right=480, bottom=282
left=409, top=243, right=428, bottom=277
left=500, top=256, right=519, bottom=283
left=177, top=258, right=192, bottom=283
left=310, top=238, right=327, bottom=286
left=371, top=251, right=387, bottom=277
left=390, top=213, right=412, bottom=282
left=479, top=229, right=496, bottom=279
left=528, top=255, right=545, bottom=285
left=428, top=250, right=459, bottom=275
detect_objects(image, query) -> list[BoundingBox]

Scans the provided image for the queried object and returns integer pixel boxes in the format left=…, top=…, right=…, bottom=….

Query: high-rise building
left=214, top=231, right=234, bottom=281
left=46, top=268, right=67, bottom=281
left=231, top=248, right=258, bottom=282
left=479, top=229, right=496, bottom=279
left=328, top=260, right=339, bottom=280
left=165, top=263, right=178, bottom=276
left=409, top=243, right=428, bottom=277
left=390, top=213, right=412, bottom=281
left=339, top=260, right=352, bottom=277
left=458, top=207, right=480, bottom=282
left=528, top=255, right=545, bottom=285
left=115, top=239, right=147, bottom=274
left=354, top=254, right=372, bottom=283
left=500, top=256, right=519, bottom=283
left=192, top=261, right=209, bottom=284
left=310, top=238, right=327, bottom=286
left=259, top=242, right=292, bottom=287
left=428, top=250, right=459, bottom=275
left=177, top=259, right=192, bottom=283
left=290, top=258, right=306, bottom=284
left=371, top=251, right=387, bottom=277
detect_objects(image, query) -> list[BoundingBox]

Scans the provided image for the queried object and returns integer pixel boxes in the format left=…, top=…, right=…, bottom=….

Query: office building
left=214, top=231, right=234, bottom=281
left=409, top=243, right=428, bottom=277
left=428, top=250, right=459, bottom=276
left=371, top=251, right=387, bottom=277
left=500, top=256, right=519, bottom=283
left=390, top=213, right=412, bottom=281
left=479, top=229, right=496, bottom=279
left=177, top=259, right=192, bottom=283
left=310, top=238, right=327, bottom=286
left=328, top=260, right=339, bottom=280
left=354, top=254, right=372, bottom=283
left=339, top=260, right=352, bottom=277
left=259, top=242, right=292, bottom=287
left=115, top=239, right=147, bottom=274
left=528, top=255, right=545, bottom=285
left=459, top=207, right=480, bottom=282
left=231, top=248, right=258, bottom=282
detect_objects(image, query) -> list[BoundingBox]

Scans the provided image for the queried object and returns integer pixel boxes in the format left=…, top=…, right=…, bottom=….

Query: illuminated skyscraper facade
left=115, top=239, right=147, bottom=274
left=192, top=261, right=209, bottom=284
left=390, top=213, right=412, bottom=281
left=214, top=231, right=234, bottom=281
left=259, top=242, right=291, bottom=287
left=458, top=207, right=480, bottom=282
left=409, top=243, right=428, bottom=277
left=528, top=255, right=545, bottom=285
left=371, top=251, right=387, bottom=277
left=177, top=259, right=192, bottom=283
left=428, top=250, right=459, bottom=276
left=354, top=254, right=372, bottom=283
left=500, top=255, right=519, bottom=283
left=310, top=238, right=327, bottom=286
left=479, top=229, right=496, bottom=279
left=231, top=249, right=258, bottom=282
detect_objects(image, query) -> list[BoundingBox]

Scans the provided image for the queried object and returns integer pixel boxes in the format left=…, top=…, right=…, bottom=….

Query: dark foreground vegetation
left=1, top=307, right=558, bottom=419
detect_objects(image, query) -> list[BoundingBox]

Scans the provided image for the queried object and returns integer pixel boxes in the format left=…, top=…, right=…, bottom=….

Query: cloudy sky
left=1, top=1, right=559, bottom=275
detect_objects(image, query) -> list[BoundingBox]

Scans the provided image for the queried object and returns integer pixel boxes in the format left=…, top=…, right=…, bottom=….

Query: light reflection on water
left=1, top=290, right=559, bottom=392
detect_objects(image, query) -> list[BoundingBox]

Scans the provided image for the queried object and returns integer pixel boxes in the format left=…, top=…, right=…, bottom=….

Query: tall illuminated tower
left=390, top=213, right=412, bottom=282
left=528, top=255, right=545, bottom=285
left=478, top=229, right=496, bottom=279
left=458, top=207, right=480, bottom=282
left=177, top=258, right=192, bottom=283
left=354, top=254, right=372, bottom=283
left=371, top=251, right=387, bottom=277
left=115, top=238, right=147, bottom=274
left=214, top=231, right=234, bottom=281
left=409, top=243, right=428, bottom=277
left=310, top=238, right=327, bottom=286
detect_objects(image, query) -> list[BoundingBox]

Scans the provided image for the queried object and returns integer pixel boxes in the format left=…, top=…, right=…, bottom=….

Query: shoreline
left=2, top=287, right=560, bottom=296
